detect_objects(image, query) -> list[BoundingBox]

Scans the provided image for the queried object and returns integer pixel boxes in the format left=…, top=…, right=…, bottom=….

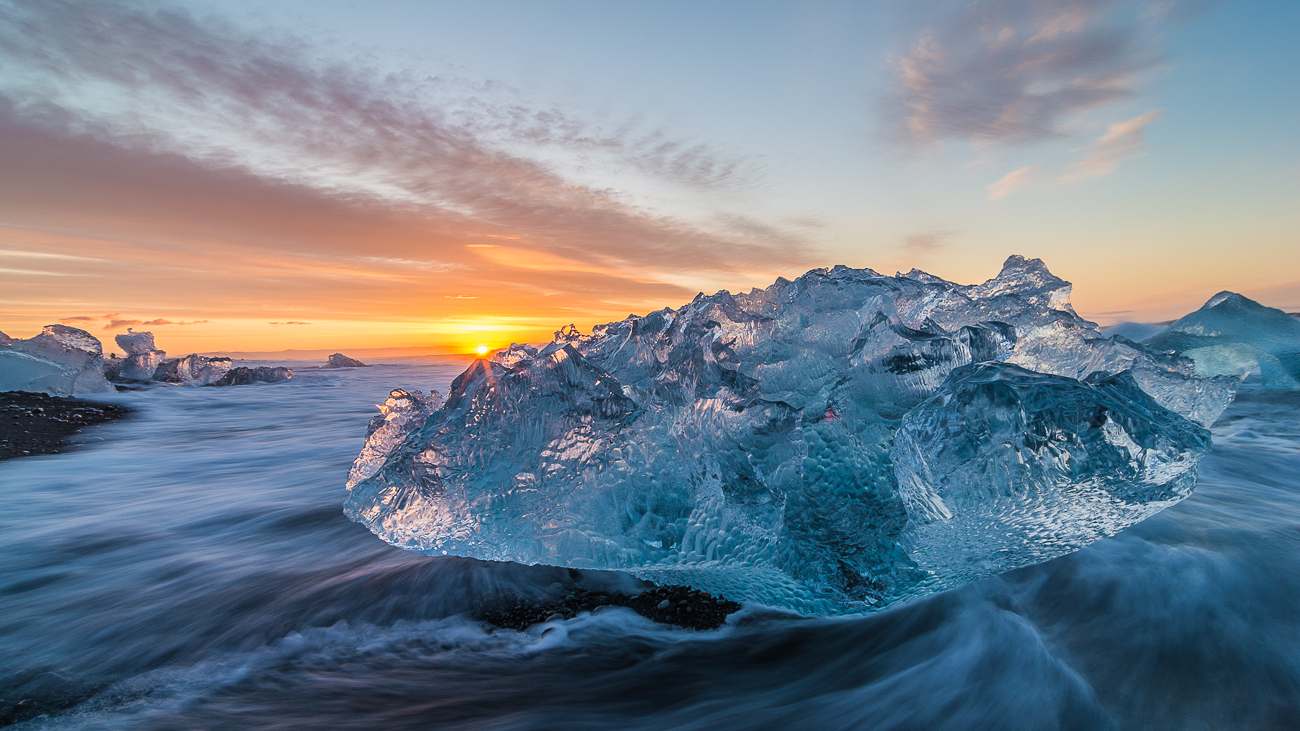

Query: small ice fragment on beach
left=114, top=330, right=166, bottom=381
left=153, top=354, right=233, bottom=386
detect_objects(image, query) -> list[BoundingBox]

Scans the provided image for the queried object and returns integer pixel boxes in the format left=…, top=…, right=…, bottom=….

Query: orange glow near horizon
left=1, top=1, right=1298, bottom=366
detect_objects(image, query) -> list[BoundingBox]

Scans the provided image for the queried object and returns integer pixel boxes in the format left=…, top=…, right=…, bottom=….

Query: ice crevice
left=345, top=256, right=1238, bottom=614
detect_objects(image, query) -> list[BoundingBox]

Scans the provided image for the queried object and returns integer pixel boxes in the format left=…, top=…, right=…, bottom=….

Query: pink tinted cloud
left=987, top=165, right=1044, bottom=200
left=1060, top=110, right=1164, bottom=181
left=104, top=318, right=209, bottom=331
left=0, top=0, right=793, bottom=281
left=0, top=0, right=822, bottom=350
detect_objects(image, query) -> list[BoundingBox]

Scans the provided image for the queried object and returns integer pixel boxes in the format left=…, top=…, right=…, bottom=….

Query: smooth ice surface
left=893, top=363, right=1210, bottom=591
left=0, top=324, right=112, bottom=395
left=346, top=258, right=1232, bottom=613
left=1145, top=292, right=1300, bottom=389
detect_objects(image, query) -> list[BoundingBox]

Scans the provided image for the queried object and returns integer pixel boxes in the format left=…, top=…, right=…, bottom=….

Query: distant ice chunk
left=1144, top=292, right=1300, bottom=389
left=346, top=257, right=1232, bottom=613
left=325, top=353, right=368, bottom=368
left=109, top=329, right=289, bottom=387
left=114, top=330, right=166, bottom=381
left=210, top=366, right=294, bottom=387
left=892, top=363, right=1211, bottom=591
left=0, top=325, right=113, bottom=395
left=153, top=354, right=233, bottom=386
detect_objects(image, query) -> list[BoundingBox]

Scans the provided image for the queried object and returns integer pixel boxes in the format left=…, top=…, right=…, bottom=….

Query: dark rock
left=474, top=584, right=741, bottom=631
left=103, top=354, right=123, bottom=381
left=208, top=366, right=294, bottom=387
left=0, top=391, right=131, bottom=461
left=325, top=353, right=368, bottom=368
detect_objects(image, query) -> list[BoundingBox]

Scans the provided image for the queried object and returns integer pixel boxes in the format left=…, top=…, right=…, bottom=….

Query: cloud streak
left=985, top=110, right=1160, bottom=198
left=0, top=0, right=804, bottom=284
left=1060, top=109, right=1163, bottom=181
left=987, top=165, right=1044, bottom=200
left=901, top=229, right=954, bottom=253
left=103, top=317, right=209, bottom=330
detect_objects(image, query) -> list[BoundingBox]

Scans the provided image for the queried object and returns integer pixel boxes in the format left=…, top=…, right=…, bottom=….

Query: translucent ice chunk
left=1145, top=292, right=1300, bottom=389
left=0, top=325, right=112, bottom=395
left=347, top=389, right=444, bottom=489
left=114, top=329, right=157, bottom=355
left=0, top=350, right=83, bottom=395
left=113, top=330, right=166, bottom=381
left=346, top=258, right=1230, bottom=613
left=153, top=354, right=234, bottom=386
left=118, top=351, right=164, bottom=381
left=891, top=363, right=1211, bottom=592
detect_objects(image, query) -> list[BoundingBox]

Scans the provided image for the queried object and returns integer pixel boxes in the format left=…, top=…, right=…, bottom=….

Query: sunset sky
left=1, top=0, right=1296, bottom=355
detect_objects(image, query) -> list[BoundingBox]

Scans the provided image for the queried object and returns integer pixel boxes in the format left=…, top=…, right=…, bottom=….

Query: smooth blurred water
left=2, top=362, right=1298, bottom=730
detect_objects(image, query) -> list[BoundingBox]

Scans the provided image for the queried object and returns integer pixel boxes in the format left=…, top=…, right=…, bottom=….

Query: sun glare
left=475, top=345, right=489, bottom=355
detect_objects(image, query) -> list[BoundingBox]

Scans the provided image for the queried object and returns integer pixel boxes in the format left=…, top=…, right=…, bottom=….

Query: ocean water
left=2, top=360, right=1298, bottom=730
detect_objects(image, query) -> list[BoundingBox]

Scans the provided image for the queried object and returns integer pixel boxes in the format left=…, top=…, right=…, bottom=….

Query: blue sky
left=0, top=0, right=1296, bottom=352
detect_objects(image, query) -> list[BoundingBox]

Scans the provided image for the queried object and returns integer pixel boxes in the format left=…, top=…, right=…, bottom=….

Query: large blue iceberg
left=345, top=257, right=1237, bottom=614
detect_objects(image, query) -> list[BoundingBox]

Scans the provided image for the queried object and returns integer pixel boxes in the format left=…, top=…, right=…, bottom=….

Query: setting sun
left=475, top=345, right=489, bottom=355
